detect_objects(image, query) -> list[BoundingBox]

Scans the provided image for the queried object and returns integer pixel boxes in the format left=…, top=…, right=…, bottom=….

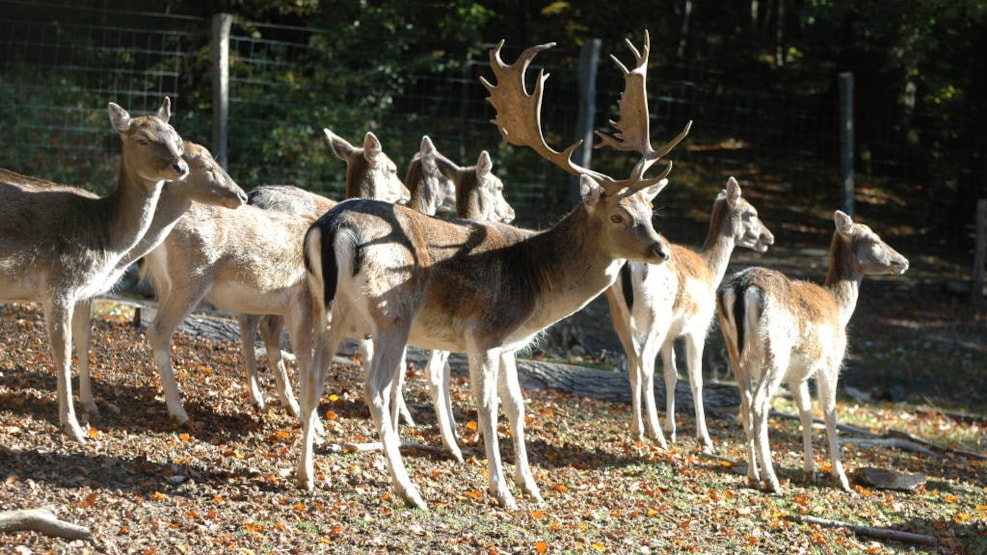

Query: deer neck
left=699, top=201, right=736, bottom=288
left=520, top=206, right=622, bottom=330
left=102, top=159, right=165, bottom=256
left=118, top=183, right=193, bottom=266
left=823, top=233, right=862, bottom=329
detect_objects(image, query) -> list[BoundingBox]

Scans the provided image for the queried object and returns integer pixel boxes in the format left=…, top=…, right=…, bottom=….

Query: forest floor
left=1, top=161, right=985, bottom=554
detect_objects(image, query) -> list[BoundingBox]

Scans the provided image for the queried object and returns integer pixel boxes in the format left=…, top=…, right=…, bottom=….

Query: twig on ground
left=838, top=437, right=939, bottom=458
left=790, top=514, right=936, bottom=546
left=325, top=441, right=450, bottom=454
left=884, top=429, right=987, bottom=461
left=0, top=508, right=92, bottom=541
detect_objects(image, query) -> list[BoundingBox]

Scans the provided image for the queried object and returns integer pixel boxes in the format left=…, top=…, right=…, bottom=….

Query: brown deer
left=606, top=177, right=774, bottom=453
left=716, top=210, right=908, bottom=493
left=236, top=185, right=337, bottom=415
left=0, top=98, right=188, bottom=442
left=324, top=128, right=410, bottom=204
left=297, top=32, right=691, bottom=510
left=409, top=140, right=519, bottom=460
left=75, top=141, right=247, bottom=416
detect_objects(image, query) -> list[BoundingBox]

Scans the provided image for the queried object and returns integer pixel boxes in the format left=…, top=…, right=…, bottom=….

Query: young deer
left=406, top=135, right=456, bottom=216
left=324, top=128, right=410, bottom=204
left=76, top=141, right=247, bottom=416
left=236, top=131, right=413, bottom=415
left=297, top=32, right=691, bottom=510
left=236, top=185, right=337, bottom=414
left=716, top=210, right=908, bottom=493
left=606, top=177, right=774, bottom=453
left=0, top=98, right=188, bottom=442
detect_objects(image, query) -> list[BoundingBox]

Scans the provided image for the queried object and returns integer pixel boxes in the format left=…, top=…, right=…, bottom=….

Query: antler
left=481, top=31, right=691, bottom=195
left=594, top=31, right=692, bottom=192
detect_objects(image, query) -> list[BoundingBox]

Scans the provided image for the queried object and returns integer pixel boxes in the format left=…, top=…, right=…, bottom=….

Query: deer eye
left=136, top=138, right=150, bottom=146
left=610, top=214, right=624, bottom=224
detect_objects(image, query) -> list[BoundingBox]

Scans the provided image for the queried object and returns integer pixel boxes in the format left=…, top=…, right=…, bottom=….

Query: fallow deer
left=74, top=141, right=247, bottom=417
left=411, top=141, right=519, bottom=460
left=297, top=32, right=691, bottom=510
left=236, top=131, right=414, bottom=415
left=324, top=128, right=410, bottom=204
left=606, top=177, right=774, bottom=453
left=0, top=98, right=188, bottom=442
left=237, top=185, right=337, bottom=414
left=406, top=135, right=456, bottom=216
left=716, top=210, right=908, bottom=493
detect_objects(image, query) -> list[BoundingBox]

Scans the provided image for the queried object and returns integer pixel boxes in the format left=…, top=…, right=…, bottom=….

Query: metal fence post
left=974, top=199, right=987, bottom=308
left=212, top=13, right=232, bottom=168
left=839, top=72, right=855, bottom=216
left=570, top=39, right=601, bottom=205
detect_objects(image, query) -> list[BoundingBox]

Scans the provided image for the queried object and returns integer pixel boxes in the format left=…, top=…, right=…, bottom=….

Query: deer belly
left=205, top=281, right=300, bottom=315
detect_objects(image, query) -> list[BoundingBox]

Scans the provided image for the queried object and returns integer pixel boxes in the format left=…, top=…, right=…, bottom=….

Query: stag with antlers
left=296, top=31, right=691, bottom=510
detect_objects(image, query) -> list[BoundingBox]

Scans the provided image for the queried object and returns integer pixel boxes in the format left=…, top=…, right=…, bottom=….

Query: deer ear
left=726, top=176, right=742, bottom=206
left=834, top=210, right=854, bottom=237
left=476, top=151, right=493, bottom=180
left=324, top=128, right=354, bottom=161
left=363, top=131, right=383, bottom=161
left=155, top=97, right=172, bottom=123
left=580, top=174, right=603, bottom=207
left=419, top=135, right=435, bottom=157
left=107, top=102, right=132, bottom=133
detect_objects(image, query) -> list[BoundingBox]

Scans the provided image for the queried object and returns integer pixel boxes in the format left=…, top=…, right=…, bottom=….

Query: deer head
left=324, top=128, right=410, bottom=204
left=108, top=97, right=188, bottom=184
left=481, top=31, right=690, bottom=264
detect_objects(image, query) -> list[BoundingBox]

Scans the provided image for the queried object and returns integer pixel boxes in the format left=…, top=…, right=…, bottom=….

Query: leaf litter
left=0, top=300, right=984, bottom=554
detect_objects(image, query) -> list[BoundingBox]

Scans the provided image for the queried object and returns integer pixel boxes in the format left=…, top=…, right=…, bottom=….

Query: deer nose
left=173, top=160, right=189, bottom=178
left=650, top=242, right=670, bottom=263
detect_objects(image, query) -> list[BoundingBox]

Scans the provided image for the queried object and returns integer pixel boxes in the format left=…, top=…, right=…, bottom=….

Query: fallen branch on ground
left=0, top=508, right=92, bottom=541
left=791, top=514, right=936, bottom=546
left=325, top=441, right=451, bottom=454
left=771, top=410, right=985, bottom=460
left=838, top=437, right=939, bottom=458
left=885, top=429, right=987, bottom=461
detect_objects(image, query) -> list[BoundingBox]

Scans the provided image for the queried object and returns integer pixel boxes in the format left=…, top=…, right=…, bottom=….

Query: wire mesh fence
left=0, top=2, right=960, bottom=239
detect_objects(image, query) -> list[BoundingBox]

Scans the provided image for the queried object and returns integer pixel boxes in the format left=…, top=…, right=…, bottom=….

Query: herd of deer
left=0, top=32, right=909, bottom=511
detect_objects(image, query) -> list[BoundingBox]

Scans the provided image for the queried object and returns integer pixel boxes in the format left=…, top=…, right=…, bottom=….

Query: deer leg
left=237, top=314, right=266, bottom=410
left=816, top=368, right=851, bottom=492
left=791, top=379, right=815, bottom=479
left=752, top=367, right=785, bottom=494
left=660, top=341, right=678, bottom=444
left=44, top=299, right=86, bottom=442
left=367, top=330, right=426, bottom=510
left=296, top=304, right=341, bottom=492
left=392, top=348, right=416, bottom=429
left=427, top=349, right=462, bottom=462
left=498, top=351, right=543, bottom=504
left=642, top=333, right=669, bottom=448
left=148, top=278, right=211, bottom=424
left=468, top=343, right=516, bottom=510
left=73, top=298, right=98, bottom=416
left=263, top=314, right=298, bottom=416
left=684, top=332, right=715, bottom=454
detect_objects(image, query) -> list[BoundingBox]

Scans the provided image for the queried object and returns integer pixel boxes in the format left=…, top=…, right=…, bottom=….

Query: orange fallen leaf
left=535, top=540, right=549, bottom=554
left=466, top=420, right=478, bottom=432
left=464, top=490, right=484, bottom=500
left=530, top=509, right=544, bottom=520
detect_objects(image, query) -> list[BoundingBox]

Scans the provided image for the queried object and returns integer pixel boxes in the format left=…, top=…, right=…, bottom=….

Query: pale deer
left=297, top=32, right=691, bottom=510
left=75, top=141, right=248, bottom=416
left=0, top=98, right=188, bottom=442
left=716, top=210, right=908, bottom=493
left=237, top=185, right=337, bottom=414
left=324, top=128, right=410, bottom=204
left=236, top=131, right=414, bottom=414
left=406, top=135, right=456, bottom=216
left=606, top=177, right=774, bottom=453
